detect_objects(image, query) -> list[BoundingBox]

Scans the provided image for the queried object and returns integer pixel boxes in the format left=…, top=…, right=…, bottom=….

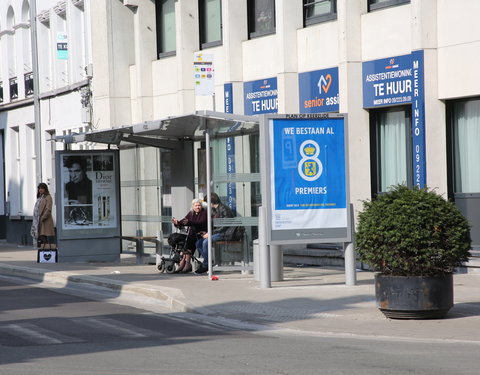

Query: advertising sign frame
left=260, top=113, right=351, bottom=245
left=56, top=150, right=121, bottom=240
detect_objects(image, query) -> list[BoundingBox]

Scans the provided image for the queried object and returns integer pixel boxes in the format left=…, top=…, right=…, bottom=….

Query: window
left=156, top=0, right=176, bottom=58
left=370, top=107, right=412, bottom=195
left=24, top=72, right=33, bottom=97
left=247, top=0, right=275, bottom=39
left=9, top=77, right=18, bottom=101
left=368, top=0, right=410, bottom=12
left=303, top=0, right=337, bottom=26
left=199, top=0, right=222, bottom=49
left=450, top=98, right=480, bottom=193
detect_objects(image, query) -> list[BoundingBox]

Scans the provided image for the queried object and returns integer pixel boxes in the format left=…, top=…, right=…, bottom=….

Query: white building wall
left=90, top=0, right=134, bottom=129
left=437, top=0, right=480, bottom=100
left=103, top=0, right=480, bottom=216
left=3, top=0, right=480, bottom=244
left=0, top=0, right=93, bottom=242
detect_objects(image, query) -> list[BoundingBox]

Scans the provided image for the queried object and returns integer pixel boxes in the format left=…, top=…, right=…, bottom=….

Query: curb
left=0, top=263, right=191, bottom=313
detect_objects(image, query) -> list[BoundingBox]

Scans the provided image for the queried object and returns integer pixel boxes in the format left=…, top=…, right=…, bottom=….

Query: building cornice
left=0, top=29, right=14, bottom=37
left=0, top=98, right=34, bottom=112
left=39, top=79, right=89, bottom=100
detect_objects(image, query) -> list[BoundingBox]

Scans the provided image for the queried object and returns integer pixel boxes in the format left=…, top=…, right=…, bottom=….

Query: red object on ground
left=211, top=275, right=219, bottom=281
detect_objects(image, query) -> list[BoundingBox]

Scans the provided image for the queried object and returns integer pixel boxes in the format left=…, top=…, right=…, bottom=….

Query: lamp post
left=29, top=0, right=42, bottom=184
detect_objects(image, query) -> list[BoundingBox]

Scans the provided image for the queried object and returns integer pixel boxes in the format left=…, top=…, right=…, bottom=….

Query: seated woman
left=171, top=198, right=207, bottom=273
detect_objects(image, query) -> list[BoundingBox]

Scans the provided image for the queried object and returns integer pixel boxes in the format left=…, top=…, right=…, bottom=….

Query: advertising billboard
left=56, top=150, right=120, bottom=237
left=362, top=50, right=425, bottom=187
left=262, top=114, right=351, bottom=244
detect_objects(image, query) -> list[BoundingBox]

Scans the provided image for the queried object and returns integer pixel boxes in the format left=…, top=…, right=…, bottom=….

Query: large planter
left=375, top=273, right=453, bottom=319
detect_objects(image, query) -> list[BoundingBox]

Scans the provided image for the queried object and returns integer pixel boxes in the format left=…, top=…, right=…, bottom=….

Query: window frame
left=247, top=0, right=276, bottom=39
left=370, top=106, right=412, bottom=197
left=9, top=77, right=18, bottom=101
left=156, top=0, right=177, bottom=59
left=446, top=96, right=480, bottom=198
left=368, top=0, right=410, bottom=12
left=303, top=0, right=337, bottom=27
left=199, top=0, right=223, bottom=50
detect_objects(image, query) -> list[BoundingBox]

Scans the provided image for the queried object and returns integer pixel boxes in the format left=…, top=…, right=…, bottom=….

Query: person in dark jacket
left=64, top=156, right=92, bottom=204
left=171, top=198, right=207, bottom=273
left=194, top=193, right=234, bottom=275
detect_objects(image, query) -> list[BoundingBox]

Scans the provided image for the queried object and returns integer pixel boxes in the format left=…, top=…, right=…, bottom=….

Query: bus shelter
left=55, top=111, right=260, bottom=276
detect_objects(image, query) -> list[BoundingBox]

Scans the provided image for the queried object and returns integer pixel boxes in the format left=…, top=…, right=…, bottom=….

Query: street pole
left=30, top=0, right=42, bottom=185
left=345, top=204, right=357, bottom=286
left=258, top=206, right=271, bottom=288
left=205, top=126, right=213, bottom=279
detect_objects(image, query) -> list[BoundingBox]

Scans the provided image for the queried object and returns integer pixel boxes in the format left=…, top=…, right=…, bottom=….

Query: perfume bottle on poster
left=97, top=195, right=111, bottom=224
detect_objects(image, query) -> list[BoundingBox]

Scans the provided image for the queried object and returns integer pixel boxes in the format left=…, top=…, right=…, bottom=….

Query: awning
left=54, top=111, right=259, bottom=149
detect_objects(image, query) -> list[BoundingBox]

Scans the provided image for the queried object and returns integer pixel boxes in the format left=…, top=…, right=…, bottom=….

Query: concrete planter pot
left=375, top=273, right=454, bottom=319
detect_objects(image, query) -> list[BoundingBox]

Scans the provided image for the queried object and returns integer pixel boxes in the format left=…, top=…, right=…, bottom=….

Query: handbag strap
left=41, top=239, right=52, bottom=250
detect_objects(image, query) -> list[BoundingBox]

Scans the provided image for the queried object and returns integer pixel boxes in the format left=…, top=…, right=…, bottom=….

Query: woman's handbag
left=37, top=241, right=58, bottom=263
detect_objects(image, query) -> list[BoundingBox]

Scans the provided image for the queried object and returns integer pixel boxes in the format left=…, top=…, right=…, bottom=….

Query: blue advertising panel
left=299, top=67, right=339, bottom=113
left=224, top=83, right=233, bottom=113
left=268, top=116, right=348, bottom=235
left=362, top=51, right=426, bottom=187
left=244, top=77, right=278, bottom=115
left=410, top=50, right=425, bottom=188
left=224, top=83, right=236, bottom=214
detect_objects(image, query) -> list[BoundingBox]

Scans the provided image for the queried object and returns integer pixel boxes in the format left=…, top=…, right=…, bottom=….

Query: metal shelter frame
left=55, top=111, right=260, bottom=278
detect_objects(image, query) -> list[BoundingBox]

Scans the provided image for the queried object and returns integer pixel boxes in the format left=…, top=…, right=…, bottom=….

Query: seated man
left=195, top=192, right=234, bottom=274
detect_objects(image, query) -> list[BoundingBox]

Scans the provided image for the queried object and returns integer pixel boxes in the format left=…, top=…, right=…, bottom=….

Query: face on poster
left=269, top=118, right=347, bottom=230
left=61, top=153, right=117, bottom=229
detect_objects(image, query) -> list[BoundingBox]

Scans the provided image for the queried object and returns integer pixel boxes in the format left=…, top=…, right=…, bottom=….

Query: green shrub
left=356, top=185, right=471, bottom=276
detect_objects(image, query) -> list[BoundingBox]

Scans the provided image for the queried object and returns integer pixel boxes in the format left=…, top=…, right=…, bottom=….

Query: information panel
left=262, top=114, right=350, bottom=244
left=244, top=77, right=278, bottom=115
left=362, top=51, right=426, bottom=187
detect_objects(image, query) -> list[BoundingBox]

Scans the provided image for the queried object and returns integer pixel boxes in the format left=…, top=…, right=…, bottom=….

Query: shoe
left=180, top=262, right=192, bottom=273
left=194, top=265, right=208, bottom=275
left=175, top=259, right=186, bottom=273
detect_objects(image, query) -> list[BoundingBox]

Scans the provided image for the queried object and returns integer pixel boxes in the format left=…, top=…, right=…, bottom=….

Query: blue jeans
left=196, top=233, right=223, bottom=267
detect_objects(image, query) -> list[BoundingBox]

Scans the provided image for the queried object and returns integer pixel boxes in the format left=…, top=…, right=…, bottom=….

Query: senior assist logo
left=298, top=140, right=322, bottom=181
left=299, top=67, right=339, bottom=113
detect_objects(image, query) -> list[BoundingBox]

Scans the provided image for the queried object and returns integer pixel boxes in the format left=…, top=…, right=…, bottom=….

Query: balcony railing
left=9, top=77, right=18, bottom=101
left=24, top=72, right=34, bottom=97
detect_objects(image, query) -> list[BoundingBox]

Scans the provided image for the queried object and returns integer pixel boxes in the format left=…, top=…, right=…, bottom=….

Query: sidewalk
left=1, top=243, right=480, bottom=343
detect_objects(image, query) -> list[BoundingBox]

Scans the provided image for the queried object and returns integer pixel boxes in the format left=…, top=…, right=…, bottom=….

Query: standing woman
left=31, top=183, right=55, bottom=247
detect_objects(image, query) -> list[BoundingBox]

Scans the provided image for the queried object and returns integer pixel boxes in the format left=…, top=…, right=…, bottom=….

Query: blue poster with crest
left=270, top=117, right=347, bottom=230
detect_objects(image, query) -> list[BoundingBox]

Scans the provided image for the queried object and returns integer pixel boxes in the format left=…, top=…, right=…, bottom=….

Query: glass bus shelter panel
left=206, top=133, right=260, bottom=269
left=119, top=147, right=165, bottom=256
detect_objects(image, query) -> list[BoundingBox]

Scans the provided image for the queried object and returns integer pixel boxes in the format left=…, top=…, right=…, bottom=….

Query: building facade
left=93, top=0, right=479, bottom=250
left=1, top=0, right=480, bottom=256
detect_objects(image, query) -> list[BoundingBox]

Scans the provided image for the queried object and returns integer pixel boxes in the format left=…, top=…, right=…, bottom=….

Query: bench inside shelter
left=121, top=233, right=162, bottom=264
left=212, top=217, right=251, bottom=269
